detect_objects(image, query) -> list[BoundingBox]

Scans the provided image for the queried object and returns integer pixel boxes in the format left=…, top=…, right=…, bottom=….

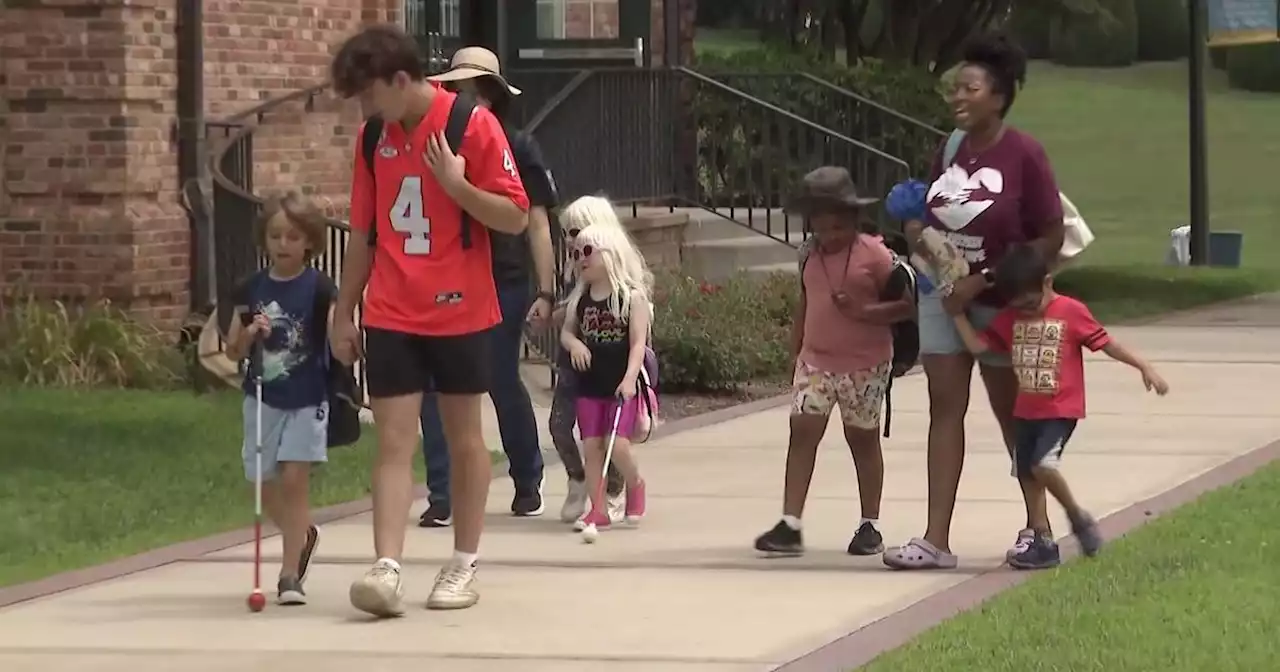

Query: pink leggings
left=575, top=396, right=639, bottom=440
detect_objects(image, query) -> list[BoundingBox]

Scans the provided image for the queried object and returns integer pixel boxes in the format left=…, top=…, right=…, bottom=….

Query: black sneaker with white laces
left=512, top=478, right=545, bottom=517
left=754, top=520, right=804, bottom=556
left=846, top=521, right=885, bottom=556
left=418, top=502, right=452, bottom=528
left=277, top=576, right=306, bottom=606
left=1008, top=532, right=1061, bottom=570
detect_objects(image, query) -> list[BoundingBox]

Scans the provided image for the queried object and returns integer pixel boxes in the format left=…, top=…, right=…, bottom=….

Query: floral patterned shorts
left=791, top=359, right=892, bottom=430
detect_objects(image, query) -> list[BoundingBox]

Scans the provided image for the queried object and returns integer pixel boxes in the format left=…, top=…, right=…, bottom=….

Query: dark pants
left=550, top=361, right=625, bottom=496
left=422, top=282, right=545, bottom=506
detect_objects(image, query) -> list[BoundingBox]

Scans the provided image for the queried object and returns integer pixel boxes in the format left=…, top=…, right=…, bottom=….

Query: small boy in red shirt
left=951, top=244, right=1169, bottom=570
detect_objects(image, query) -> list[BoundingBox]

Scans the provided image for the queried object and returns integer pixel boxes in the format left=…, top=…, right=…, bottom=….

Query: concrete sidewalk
left=2, top=304, right=1279, bottom=672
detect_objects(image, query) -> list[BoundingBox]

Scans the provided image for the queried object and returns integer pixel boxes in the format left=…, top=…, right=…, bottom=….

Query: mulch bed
left=660, top=380, right=790, bottom=421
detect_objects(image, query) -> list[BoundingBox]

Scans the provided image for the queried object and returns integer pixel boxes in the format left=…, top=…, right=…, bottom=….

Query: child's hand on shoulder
left=1141, top=366, right=1169, bottom=396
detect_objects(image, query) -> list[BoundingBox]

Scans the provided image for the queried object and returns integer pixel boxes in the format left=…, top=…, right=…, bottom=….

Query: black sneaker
left=847, top=521, right=885, bottom=556
left=277, top=576, right=306, bottom=605
left=754, top=521, right=804, bottom=556
left=512, top=477, right=545, bottom=517
left=418, top=502, right=452, bottom=528
left=1069, top=510, right=1103, bottom=557
left=1008, top=533, right=1061, bottom=570
left=298, top=524, right=320, bottom=583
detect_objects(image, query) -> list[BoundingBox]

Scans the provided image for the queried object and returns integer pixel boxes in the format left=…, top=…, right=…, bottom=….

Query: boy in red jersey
left=951, top=244, right=1168, bottom=571
left=328, top=25, right=529, bottom=617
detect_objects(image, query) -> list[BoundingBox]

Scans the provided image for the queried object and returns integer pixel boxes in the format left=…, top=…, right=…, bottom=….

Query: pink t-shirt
left=799, top=234, right=894, bottom=374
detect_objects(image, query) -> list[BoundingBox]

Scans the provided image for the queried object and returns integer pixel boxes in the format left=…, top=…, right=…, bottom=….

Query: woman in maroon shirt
left=883, top=33, right=1066, bottom=570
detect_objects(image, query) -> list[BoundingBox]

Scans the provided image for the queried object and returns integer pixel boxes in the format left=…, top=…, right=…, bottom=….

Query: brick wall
left=0, top=0, right=694, bottom=327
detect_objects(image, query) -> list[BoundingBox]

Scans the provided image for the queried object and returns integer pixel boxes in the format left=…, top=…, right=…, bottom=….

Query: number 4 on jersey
left=390, top=176, right=431, bottom=255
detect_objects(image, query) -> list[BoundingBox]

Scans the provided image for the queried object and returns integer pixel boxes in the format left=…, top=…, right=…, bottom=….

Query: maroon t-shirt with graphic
left=924, top=127, right=1062, bottom=307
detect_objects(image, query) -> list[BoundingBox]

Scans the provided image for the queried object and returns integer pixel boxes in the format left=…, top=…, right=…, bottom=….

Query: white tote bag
left=943, top=131, right=1095, bottom=263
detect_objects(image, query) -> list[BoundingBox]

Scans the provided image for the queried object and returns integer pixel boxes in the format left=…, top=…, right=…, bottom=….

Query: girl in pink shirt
left=754, top=167, right=915, bottom=558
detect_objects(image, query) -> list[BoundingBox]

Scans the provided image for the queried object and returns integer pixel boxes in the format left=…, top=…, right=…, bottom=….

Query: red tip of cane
left=247, top=590, right=266, bottom=612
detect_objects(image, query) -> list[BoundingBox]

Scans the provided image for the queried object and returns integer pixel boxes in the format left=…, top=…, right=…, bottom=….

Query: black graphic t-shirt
left=574, top=291, right=630, bottom=398
left=231, top=267, right=334, bottom=410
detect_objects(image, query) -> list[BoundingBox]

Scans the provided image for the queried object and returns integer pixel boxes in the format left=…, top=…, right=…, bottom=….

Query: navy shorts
left=1013, top=418, right=1078, bottom=479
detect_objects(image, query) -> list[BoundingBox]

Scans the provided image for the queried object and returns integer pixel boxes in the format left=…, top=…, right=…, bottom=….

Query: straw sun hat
left=427, top=46, right=522, bottom=97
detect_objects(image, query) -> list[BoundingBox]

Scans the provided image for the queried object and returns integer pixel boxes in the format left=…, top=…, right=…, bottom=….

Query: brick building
left=0, top=0, right=695, bottom=326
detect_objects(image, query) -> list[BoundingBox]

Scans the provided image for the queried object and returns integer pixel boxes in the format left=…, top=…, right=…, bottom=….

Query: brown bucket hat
left=786, top=166, right=880, bottom=215
left=427, top=46, right=522, bottom=97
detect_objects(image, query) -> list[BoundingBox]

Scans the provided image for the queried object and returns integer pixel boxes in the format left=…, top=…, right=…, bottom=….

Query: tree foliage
left=737, top=0, right=1110, bottom=74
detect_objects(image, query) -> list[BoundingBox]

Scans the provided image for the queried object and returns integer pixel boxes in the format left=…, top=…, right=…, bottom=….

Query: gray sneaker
left=277, top=576, right=306, bottom=606
left=1070, top=511, right=1103, bottom=557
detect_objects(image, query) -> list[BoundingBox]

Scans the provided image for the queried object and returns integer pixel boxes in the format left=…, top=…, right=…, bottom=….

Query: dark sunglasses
left=569, top=244, right=595, bottom=260
left=566, top=227, right=581, bottom=238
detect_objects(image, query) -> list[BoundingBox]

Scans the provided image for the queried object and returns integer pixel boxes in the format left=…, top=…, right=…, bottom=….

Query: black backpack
left=360, top=93, right=478, bottom=249
left=798, top=237, right=919, bottom=438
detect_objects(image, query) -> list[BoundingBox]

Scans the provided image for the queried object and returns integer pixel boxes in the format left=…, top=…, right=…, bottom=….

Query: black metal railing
left=696, top=71, right=945, bottom=178
left=510, top=67, right=912, bottom=247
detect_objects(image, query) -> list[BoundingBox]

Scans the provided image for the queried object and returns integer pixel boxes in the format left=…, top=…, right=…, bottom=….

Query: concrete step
left=745, top=260, right=800, bottom=277
left=682, top=235, right=800, bottom=280
left=683, top=208, right=808, bottom=244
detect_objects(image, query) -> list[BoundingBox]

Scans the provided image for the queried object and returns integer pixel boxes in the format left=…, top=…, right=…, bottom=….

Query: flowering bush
left=651, top=270, right=798, bottom=392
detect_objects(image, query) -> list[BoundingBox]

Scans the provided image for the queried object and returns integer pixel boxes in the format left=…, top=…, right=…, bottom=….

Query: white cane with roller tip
left=581, top=396, right=625, bottom=544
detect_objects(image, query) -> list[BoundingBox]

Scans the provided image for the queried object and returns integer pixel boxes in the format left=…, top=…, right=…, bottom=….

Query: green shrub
left=1135, top=0, right=1189, bottom=61
left=652, top=270, right=797, bottom=392
left=692, top=47, right=949, bottom=180
left=1008, top=5, right=1053, bottom=60
left=0, top=296, right=186, bottom=389
left=1050, top=0, right=1140, bottom=67
left=1226, top=41, right=1280, bottom=93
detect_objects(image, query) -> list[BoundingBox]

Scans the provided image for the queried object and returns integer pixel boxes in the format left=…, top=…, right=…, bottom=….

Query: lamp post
left=1187, top=0, right=1211, bottom=266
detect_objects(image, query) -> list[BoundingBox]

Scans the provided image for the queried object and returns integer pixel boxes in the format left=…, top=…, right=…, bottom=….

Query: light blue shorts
left=241, top=397, right=328, bottom=482
left=917, top=291, right=1012, bottom=367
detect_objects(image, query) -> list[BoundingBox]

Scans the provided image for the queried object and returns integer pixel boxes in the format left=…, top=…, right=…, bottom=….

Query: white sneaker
left=349, top=557, right=405, bottom=617
left=607, top=491, right=626, bottom=524
left=560, top=479, right=587, bottom=523
left=426, top=561, right=479, bottom=610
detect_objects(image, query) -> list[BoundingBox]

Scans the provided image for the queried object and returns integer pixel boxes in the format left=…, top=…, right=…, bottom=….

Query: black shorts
left=363, top=327, right=491, bottom=398
left=1013, top=418, right=1078, bottom=479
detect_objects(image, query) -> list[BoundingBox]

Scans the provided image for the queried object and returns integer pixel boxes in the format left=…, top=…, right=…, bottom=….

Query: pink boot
left=625, top=480, right=646, bottom=523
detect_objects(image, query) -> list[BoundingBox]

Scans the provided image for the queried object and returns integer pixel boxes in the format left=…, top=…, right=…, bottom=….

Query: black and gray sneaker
left=418, top=502, right=452, bottom=528
left=754, top=521, right=804, bottom=556
left=277, top=576, right=306, bottom=606
left=1008, top=532, right=1061, bottom=570
left=1069, top=510, right=1103, bottom=557
left=298, top=524, right=320, bottom=583
left=512, top=477, right=545, bottom=517
left=847, top=521, right=885, bottom=556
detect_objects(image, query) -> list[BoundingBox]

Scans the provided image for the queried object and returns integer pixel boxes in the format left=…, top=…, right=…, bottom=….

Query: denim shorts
left=1013, top=418, right=1078, bottom=479
left=241, top=397, right=328, bottom=481
left=917, top=290, right=1011, bottom=367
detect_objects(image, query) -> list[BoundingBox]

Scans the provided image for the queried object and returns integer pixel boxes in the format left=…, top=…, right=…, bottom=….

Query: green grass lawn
left=697, top=31, right=1280, bottom=321
left=863, top=459, right=1280, bottom=672
left=0, top=387, right=432, bottom=588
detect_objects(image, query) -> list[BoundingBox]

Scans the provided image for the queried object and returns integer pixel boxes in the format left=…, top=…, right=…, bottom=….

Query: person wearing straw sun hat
left=752, top=166, right=915, bottom=559
left=415, top=47, right=562, bottom=527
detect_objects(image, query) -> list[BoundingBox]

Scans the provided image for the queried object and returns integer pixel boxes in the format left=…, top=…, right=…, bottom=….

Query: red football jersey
left=982, top=294, right=1112, bottom=420
left=349, top=88, right=530, bottom=336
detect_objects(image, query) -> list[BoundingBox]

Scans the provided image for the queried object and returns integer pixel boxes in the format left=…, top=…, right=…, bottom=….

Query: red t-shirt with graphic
left=349, top=87, right=530, bottom=336
left=925, top=128, right=1062, bottom=306
left=982, top=295, right=1111, bottom=419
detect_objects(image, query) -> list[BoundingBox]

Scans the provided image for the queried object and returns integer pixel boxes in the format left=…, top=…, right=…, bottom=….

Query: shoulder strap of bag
left=445, top=94, right=477, bottom=249
left=361, top=115, right=385, bottom=248
left=797, top=238, right=815, bottom=292
left=942, top=129, right=966, bottom=168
